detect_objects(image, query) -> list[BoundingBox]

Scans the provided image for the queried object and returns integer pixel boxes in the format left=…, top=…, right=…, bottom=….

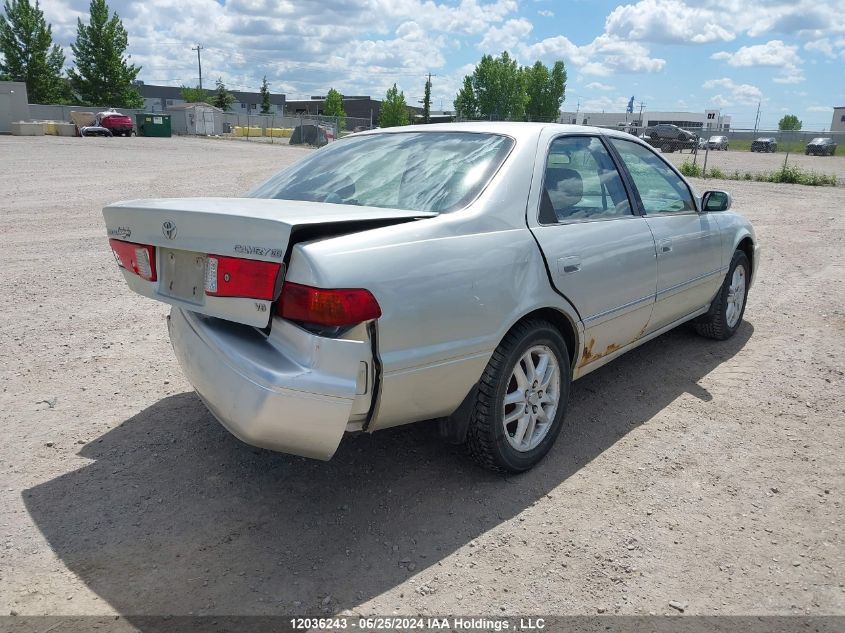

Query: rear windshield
left=810, top=138, right=829, bottom=144
left=249, top=132, right=514, bottom=213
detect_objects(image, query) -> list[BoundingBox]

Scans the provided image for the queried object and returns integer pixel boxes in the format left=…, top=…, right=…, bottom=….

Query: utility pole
left=638, top=101, right=646, bottom=128
left=753, top=101, right=761, bottom=134
left=574, top=97, right=581, bottom=124
left=192, top=44, right=204, bottom=89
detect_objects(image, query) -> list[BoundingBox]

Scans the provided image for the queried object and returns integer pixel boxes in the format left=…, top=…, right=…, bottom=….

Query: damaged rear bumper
left=168, top=307, right=371, bottom=460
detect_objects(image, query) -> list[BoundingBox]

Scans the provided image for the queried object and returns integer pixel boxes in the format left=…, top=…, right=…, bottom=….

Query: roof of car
left=354, top=121, right=639, bottom=143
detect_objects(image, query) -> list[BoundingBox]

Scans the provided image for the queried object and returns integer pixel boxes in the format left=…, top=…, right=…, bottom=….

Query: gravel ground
left=1, top=135, right=843, bottom=620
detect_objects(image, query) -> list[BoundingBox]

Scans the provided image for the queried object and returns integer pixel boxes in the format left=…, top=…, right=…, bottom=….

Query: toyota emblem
left=162, top=220, right=177, bottom=240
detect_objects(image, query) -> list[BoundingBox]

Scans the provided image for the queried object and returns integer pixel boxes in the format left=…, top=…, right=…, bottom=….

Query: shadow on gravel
left=24, top=323, right=752, bottom=622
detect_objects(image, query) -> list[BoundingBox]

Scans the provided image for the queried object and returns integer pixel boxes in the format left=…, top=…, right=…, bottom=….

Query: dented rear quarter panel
left=284, top=127, right=584, bottom=429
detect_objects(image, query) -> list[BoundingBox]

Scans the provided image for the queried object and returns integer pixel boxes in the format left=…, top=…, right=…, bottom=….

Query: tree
left=778, top=114, right=802, bottom=131
left=0, top=0, right=67, bottom=103
left=475, top=51, right=524, bottom=120
left=379, top=83, right=409, bottom=127
left=523, top=60, right=566, bottom=122
left=454, top=75, right=478, bottom=120
left=422, top=74, right=431, bottom=124
left=67, top=0, right=141, bottom=107
left=454, top=51, right=527, bottom=121
left=259, top=75, right=270, bottom=114
left=210, top=77, right=234, bottom=111
left=180, top=85, right=207, bottom=103
left=323, top=87, right=346, bottom=131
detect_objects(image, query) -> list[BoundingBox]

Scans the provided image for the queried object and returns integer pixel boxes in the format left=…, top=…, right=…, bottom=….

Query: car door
left=608, top=137, right=723, bottom=333
left=527, top=133, right=657, bottom=373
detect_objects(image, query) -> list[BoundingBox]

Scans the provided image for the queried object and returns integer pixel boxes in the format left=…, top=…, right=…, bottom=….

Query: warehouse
left=561, top=108, right=731, bottom=131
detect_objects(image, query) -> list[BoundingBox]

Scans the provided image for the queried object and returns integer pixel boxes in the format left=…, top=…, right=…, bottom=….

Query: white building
left=560, top=109, right=731, bottom=131
left=831, top=106, right=845, bottom=132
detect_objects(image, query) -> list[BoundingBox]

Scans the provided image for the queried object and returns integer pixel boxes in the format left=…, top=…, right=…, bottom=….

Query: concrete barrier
left=55, top=122, right=76, bottom=136
left=233, top=126, right=263, bottom=137
left=11, top=121, right=45, bottom=135
left=267, top=127, right=293, bottom=138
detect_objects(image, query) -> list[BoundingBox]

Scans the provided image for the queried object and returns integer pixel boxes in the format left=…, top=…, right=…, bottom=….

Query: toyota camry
left=103, top=123, right=759, bottom=472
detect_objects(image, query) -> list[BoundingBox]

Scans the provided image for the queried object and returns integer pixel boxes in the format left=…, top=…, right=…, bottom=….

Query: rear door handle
left=557, top=256, right=582, bottom=274
left=659, top=239, right=673, bottom=253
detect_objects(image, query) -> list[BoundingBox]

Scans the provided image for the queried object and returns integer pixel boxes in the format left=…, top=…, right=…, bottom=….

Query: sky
left=35, top=0, right=845, bottom=130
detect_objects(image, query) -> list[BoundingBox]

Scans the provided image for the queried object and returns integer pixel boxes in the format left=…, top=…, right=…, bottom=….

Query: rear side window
left=248, top=132, right=514, bottom=213
left=539, top=136, right=632, bottom=223
left=609, top=138, right=695, bottom=214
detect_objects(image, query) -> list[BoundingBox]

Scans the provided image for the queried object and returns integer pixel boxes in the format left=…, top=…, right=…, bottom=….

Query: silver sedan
left=103, top=123, right=759, bottom=472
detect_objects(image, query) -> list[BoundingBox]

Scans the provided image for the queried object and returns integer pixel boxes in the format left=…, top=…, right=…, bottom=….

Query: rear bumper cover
left=168, top=308, right=369, bottom=460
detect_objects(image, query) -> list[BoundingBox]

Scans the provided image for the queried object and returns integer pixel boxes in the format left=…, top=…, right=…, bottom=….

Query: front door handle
left=558, top=255, right=582, bottom=274
left=659, top=239, right=673, bottom=254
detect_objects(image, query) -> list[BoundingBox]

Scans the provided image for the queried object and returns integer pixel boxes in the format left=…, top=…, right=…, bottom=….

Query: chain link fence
left=587, top=124, right=843, bottom=185
left=27, top=104, right=376, bottom=142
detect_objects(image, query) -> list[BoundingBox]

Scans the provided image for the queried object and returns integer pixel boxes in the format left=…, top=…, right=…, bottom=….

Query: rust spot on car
left=634, top=323, right=648, bottom=340
left=578, top=338, right=622, bottom=368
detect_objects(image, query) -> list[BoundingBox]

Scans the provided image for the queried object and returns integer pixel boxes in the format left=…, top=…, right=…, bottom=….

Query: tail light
left=205, top=255, right=281, bottom=300
left=109, top=239, right=157, bottom=281
left=277, top=282, right=381, bottom=327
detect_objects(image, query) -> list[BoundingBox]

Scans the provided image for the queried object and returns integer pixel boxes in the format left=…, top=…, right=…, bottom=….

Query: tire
left=466, top=319, right=571, bottom=473
left=695, top=250, right=750, bottom=340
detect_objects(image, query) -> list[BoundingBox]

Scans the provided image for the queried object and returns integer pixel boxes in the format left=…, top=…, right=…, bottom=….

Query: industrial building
left=0, top=81, right=30, bottom=134
left=286, top=95, right=422, bottom=125
left=136, top=83, right=286, bottom=115
left=831, top=106, right=845, bottom=133
left=560, top=108, right=731, bottom=131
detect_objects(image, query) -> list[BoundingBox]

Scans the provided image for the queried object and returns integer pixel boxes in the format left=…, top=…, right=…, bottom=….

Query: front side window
left=609, top=138, right=695, bottom=214
left=539, top=136, right=631, bottom=223
left=249, top=132, right=514, bottom=213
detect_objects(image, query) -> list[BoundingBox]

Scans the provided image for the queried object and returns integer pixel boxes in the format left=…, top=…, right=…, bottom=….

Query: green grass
left=679, top=159, right=837, bottom=186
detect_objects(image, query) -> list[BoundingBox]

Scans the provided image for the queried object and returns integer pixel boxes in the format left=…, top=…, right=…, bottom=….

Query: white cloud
left=579, top=95, right=635, bottom=112
left=518, top=34, right=665, bottom=76
left=538, top=10, right=554, bottom=17
left=605, top=0, right=734, bottom=44
left=805, top=38, right=845, bottom=59
left=702, top=77, right=763, bottom=106
left=586, top=82, right=614, bottom=91
left=712, top=40, right=804, bottom=83
left=806, top=106, right=832, bottom=113
left=478, top=18, right=533, bottom=51
left=604, top=0, right=845, bottom=44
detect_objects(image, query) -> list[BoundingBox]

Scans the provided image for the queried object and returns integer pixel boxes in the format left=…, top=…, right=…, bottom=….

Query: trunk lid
left=103, top=197, right=434, bottom=327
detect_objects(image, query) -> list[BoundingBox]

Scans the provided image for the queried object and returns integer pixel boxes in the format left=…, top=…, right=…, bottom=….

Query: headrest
left=546, top=167, right=583, bottom=212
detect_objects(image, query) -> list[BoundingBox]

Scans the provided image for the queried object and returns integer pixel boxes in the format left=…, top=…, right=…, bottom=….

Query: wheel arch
left=437, top=304, right=581, bottom=445
left=735, top=235, right=755, bottom=277
left=508, top=307, right=580, bottom=370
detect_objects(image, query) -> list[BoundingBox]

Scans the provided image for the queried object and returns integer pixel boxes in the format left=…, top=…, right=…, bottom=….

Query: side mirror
left=702, top=190, right=731, bottom=212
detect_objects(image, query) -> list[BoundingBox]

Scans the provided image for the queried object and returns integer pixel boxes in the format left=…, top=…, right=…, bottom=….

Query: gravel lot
left=1, top=135, right=843, bottom=620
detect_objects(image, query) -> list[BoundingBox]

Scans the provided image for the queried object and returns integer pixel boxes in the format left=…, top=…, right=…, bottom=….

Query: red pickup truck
left=97, top=110, right=134, bottom=136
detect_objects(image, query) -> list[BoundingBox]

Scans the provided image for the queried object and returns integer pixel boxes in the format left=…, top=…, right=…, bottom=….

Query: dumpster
left=135, top=113, right=171, bottom=137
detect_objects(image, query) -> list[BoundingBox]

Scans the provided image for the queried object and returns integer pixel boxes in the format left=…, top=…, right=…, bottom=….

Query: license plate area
left=159, top=248, right=207, bottom=305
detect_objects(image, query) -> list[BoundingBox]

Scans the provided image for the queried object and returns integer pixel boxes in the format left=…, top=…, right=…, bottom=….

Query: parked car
left=103, top=123, right=759, bottom=473
left=751, top=137, right=777, bottom=152
left=80, top=125, right=112, bottom=137
left=805, top=137, right=837, bottom=156
left=697, top=137, right=707, bottom=150
left=643, top=124, right=698, bottom=153
left=707, top=135, right=729, bottom=151
left=97, top=109, right=134, bottom=137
